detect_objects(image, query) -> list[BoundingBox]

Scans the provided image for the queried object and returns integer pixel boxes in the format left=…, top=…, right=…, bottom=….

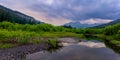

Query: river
left=26, top=37, right=120, bottom=60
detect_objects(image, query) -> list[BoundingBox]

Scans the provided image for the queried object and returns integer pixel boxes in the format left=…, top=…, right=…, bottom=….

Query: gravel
left=0, top=44, right=48, bottom=60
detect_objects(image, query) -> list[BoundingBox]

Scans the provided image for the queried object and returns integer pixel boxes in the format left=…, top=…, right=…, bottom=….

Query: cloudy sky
left=0, top=0, right=120, bottom=25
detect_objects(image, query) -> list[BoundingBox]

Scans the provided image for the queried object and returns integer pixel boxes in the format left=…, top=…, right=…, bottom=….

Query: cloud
left=28, top=0, right=120, bottom=20
left=80, top=18, right=113, bottom=24
left=0, top=0, right=120, bottom=25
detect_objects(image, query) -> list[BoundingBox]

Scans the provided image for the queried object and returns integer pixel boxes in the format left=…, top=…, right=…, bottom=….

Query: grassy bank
left=0, top=29, right=82, bottom=49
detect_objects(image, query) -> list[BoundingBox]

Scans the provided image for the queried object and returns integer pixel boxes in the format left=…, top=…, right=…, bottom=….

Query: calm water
left=26, top=38, right=120, bottom=60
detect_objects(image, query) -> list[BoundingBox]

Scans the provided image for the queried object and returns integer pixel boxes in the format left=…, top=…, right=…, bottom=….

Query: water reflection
left=26, top=41, right=120, bottom=60
left=104, top=40, right=120, bottom=54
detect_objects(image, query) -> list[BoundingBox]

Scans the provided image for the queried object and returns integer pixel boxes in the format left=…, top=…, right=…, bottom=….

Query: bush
left=104, top=23, right=120, bottom=35
left=43, top=38, right=59, bottom=48
left=110, top=40, right=120, bottom=45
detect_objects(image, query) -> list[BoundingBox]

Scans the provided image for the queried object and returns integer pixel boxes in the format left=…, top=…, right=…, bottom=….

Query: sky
left=0, top=0, right=120, bottom=25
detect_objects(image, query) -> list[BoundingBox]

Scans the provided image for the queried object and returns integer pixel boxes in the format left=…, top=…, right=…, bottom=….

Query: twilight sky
left=0, top=0, right=120, bottom=25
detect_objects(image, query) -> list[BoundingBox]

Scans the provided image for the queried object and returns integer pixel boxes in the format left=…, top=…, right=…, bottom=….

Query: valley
left=0, top=4, right=120, bottom=60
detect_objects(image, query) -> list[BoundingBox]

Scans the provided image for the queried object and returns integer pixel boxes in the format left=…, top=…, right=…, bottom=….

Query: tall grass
left=0, top=29, right=41, bottom=47
left=0, top=44, right=15, bottom=49
left=41, top=32, right=83, bottom=38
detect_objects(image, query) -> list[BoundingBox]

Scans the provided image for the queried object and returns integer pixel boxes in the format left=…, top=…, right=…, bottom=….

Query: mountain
left=94, top=19, right=120, bottom=28
left=63, top=21, right=101, bottom=28
left=0, top=5, right=43, bottom=24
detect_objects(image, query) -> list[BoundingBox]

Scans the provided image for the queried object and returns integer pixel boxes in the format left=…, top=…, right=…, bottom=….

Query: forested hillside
left=0, top=5, right=42, bottom=24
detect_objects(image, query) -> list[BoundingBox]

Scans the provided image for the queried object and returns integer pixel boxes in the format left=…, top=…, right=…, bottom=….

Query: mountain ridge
left=93, top=19, right=120, bottom=28
left=63, top=21, right=102, bottom=28
left=0, top=5, right=43, bottom=24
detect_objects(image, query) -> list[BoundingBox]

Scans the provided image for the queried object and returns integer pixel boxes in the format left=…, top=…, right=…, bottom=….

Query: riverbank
left=0, top=37, right=120, bottom=60
left=0, top=29, right=83, bottom=49
left=26, top=38, right=120, bottom=60
left=0, top=44, right=48, bottom=60
left=0, top=37, right=80, bottom=60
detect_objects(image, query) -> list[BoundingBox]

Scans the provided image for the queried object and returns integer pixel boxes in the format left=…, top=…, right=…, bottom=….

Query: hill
left=0, top=5, right=42, bottom=24
left=94, top=19, right=120, bottom=28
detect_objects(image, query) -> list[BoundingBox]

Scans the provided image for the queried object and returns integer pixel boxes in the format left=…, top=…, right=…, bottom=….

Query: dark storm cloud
left=28, top=0, right=120, bottom=20
left=0, top=0, right=120, bottom=25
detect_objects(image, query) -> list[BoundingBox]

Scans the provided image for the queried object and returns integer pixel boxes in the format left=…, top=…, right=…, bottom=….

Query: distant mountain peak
left=64, top=18, right=113, bottom=28
left=64, top=21, right=109, bottom=28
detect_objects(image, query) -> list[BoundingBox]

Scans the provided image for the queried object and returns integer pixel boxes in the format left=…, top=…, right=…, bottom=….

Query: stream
left=26, top=37, right=120, bottom=60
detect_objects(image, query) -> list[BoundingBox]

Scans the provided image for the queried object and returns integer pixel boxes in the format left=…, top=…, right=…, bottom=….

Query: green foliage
left=104, top=26, right=114, bottom=35
left=41, top=32, right=83, bottom=38
left=0, top=5, right=41, bottom=24
left=0, top=21, right=68, bottom=33
left=110, top=40, right=120, bottom=45
left=0, top=21, right=120, bottom=49
left=0, top=21, right=84, bottom=49
left=82, top=28, right=103, bottom=35
left=0, top=21, right=87, bottom=34
left=44, top=39, right=59, bottom=48
left=0, top=29, right=39, bottom=43
left=33, top=39, right=40, bottom=44
left=32, top=37, right=41, bottom=44
left=104, top=23, right=120, bottom=35
left=117, top=30, right=120, bottom=34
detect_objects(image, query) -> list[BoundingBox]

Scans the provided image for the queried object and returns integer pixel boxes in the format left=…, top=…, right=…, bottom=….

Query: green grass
left=32, top=37, right=41, bottom=44
left=1, top=29, right=120, bottom=49
left=41, top=32, right=83, bottom=38
left=110, top=40, right=120, bottom=45
left=47, top=39, right=58, bottom=48
left=0, top=29, right=83, bottom=49
left=0, top=30, right=40, bottom=42
left=0, top=21, right=120, bottom=50
left=0, top=44, right=16, bottom=49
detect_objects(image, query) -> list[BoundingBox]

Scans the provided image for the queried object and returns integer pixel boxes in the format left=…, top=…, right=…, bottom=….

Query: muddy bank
left=0, top=44, right=48, bottom=60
